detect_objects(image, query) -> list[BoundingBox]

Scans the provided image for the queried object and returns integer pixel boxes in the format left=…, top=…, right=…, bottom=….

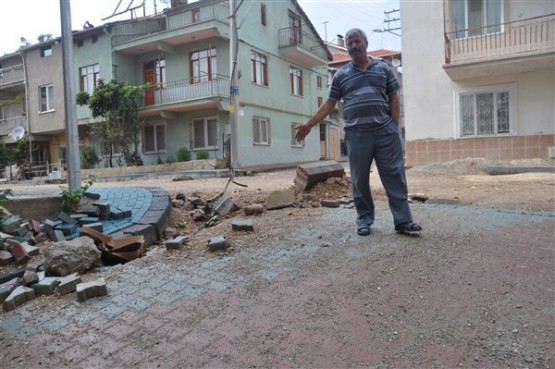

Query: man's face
left=346, top=33, right=367, bottom=58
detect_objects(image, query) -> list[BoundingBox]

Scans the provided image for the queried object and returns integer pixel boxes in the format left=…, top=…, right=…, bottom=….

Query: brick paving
left=0, top=188, right=553, bottom=368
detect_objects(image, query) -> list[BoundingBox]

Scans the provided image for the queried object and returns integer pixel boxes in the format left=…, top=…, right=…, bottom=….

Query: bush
left=175, top=147, right=191, bottom=162
left=80, top=145, right=100, bottom=169
left=59, top=175, right=97, bottom=213
left=165, top=156, right=176, bottom=164
left=195, top=150, right=209, bottom=160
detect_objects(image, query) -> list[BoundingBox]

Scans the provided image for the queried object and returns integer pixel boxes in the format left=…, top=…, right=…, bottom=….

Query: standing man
left=295, top=28, right=421, bottom=237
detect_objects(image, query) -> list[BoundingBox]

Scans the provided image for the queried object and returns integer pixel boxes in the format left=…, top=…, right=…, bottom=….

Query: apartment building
left=400, top=0, right=554, bottom=165
left=1, top=0, right=335, bottom=174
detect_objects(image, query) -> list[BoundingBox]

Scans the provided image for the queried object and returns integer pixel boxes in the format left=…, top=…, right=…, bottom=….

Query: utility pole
left=60, top=0, right=81, bottom=190
left=322, top=21, right=328, bottom=43
left=229, top=0, right=240, bottom=169
left=383, top=9, right=401, bottom=37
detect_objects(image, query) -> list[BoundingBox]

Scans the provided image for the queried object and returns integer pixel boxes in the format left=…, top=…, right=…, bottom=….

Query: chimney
left=171, top=0, right=188, bottom=8
left=337, top=35, right=344, bottom=47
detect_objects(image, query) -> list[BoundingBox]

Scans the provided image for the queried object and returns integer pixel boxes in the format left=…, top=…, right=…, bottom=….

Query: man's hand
left=295, top=124, right=312, bottom=142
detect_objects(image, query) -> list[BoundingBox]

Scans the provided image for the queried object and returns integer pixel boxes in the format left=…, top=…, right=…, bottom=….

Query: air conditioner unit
left=548, top=146, right=555, bottom=159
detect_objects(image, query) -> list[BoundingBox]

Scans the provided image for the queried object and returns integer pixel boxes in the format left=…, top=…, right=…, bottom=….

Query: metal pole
left=60, top=0, right=81, bottom=190
left=229, top=0, right=240, bottom=169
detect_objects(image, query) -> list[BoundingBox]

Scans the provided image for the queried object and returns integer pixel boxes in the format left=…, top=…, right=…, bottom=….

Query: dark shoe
left=395, top=222, right=422, bottom=236
left=357, top=225, right=371, bottom=236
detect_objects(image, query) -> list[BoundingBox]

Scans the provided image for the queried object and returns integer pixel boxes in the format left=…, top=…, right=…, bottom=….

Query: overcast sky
left=0, top=0, right=401, bottom=56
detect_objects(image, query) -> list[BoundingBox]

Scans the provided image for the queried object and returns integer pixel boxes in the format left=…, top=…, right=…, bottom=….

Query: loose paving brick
left=3, top=285, right=35, bottom=311
left=57, top=273, right=82, bottom=295
left=76, top=278, right=108, bottom=302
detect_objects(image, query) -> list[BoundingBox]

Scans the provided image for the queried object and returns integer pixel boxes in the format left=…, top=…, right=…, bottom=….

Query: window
left=288, top=12, right=302, bottom=44
left=290, top=67, right=303, bottom=96
left=251, top=52, right=268, bottom=86
left=317, top=75, right=323, bottom=88
left=291, top=123, right=304, bottom=147
left=80, top=64, right=100, bottom=94
left=253, top=117, right=271, bottom=145
left=39, top=84, right=54, bottom=112
left=317, top=96, right=323, bottom=107
left=261, top=3, right=266, bottom=26
left=450, top=0, right=503, bottom=38
left=192, top=117, right=217, bottom=149
left=41, top=46, right=52, bottom=57
left=458, top=85, right=513, bottom=136
left=192, top=8, right=201, bottom=23
left=142, top=122, right=166, bottom=153
left=191, top=48, right=216, bottom=83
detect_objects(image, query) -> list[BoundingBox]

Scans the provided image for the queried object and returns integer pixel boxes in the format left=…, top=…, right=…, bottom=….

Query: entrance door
left=143, top=68, right=156, bottom=106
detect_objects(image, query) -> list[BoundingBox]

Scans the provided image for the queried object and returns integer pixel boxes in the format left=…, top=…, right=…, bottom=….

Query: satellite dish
left=9, top=126, right=26, bottom=141
left=391, top=58, right=401, bottom=68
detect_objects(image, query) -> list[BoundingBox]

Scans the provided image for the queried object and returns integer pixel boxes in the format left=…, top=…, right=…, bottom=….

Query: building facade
left=400, top=0, right=554, bottom=165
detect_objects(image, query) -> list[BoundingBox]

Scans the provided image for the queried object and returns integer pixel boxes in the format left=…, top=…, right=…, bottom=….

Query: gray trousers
left=345, top=123, right=413, bottom=227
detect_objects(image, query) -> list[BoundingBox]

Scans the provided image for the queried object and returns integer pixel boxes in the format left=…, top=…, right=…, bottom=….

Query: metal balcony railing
left=143, top=75, right=230, bottom=107
left=0, top=116, right=27, bottom=136
left=112, top=16, right=166, bottom=46
left=166, top=2, right=229, bottom=30
left=0, top=64, right=25, bottom=87
left=278, top=27, right=329, bottom=61
left=445, top=13, right=555, bottom=64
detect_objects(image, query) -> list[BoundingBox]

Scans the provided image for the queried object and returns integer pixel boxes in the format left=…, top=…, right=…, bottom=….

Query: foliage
left=77, top=79, right=148, bottom=168
left=195, top=150, right=209, bottom=160
left=0, top=137, right=30, bottom=180
left=80, top=145, right=101, bottom=169
left=0, top=188, right=13, bottom=229
left=175, top=147, right=191, bottom=162
left=165, top=156, right=176, bottom=164
left=59, top=175, right=97, bottom=213
left=37, top=34, right=54, bottom=43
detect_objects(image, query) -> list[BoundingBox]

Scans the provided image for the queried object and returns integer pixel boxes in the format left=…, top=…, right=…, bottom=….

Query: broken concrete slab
left=321, top=199, right=340, bottom=208
left=265, top=189, right=295, bottom=210
left=208, top=235, right=228, bottom=252
left=231, top=219, right=254, bottom=232
left=294, top=160, right=345, bottom=191
left=214, top=195, right=240, bottom=216
left=243, top=204, right=264, bottom=216
left=165, top=236, right=189, bottom=251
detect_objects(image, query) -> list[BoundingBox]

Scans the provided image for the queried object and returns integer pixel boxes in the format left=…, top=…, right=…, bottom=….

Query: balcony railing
left=445, top=13, right=554, bottom=64
left=0, top=64, right=25, bottom=87
left=111, top=2, right=230, bottom=47
left=278, top=27, right=329, bottom=61
left=0, top=116, right=27, bottom=136
left=143, top=75, right=230, bottom=108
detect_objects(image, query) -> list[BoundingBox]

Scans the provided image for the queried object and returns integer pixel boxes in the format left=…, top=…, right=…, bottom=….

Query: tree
left=19, top=37, right=30, bottom=48
left=0, top=137, right=30, bottom=180
left=37, top=34, right=54, bottom=43
left=77, top=80, right=147, bottom=167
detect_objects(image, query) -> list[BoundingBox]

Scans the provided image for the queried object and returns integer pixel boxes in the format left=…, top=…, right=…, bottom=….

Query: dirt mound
left=408, top=158, right=555, bottom=175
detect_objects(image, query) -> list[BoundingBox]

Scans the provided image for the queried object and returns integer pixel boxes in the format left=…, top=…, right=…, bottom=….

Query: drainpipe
left=18, top=49, right=32, bottom=165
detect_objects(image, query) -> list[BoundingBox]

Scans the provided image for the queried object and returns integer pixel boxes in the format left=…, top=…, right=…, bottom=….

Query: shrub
left=175, top=147, right=191, bottom=162
left=80, top=145, right=101, bottom=169
left=59, top=175, right=97, bottom=213
left=195, top=150, right=209, bottom=160
left=165, top=156, right=176, bottom=164
left=0, top=188, right=13, bottom=229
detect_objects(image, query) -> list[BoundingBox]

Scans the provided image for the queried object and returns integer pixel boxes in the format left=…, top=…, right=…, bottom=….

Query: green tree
left=77, top=80, right=147, bottom=167
left=0, top=137, right=30, bottom=180
left=37, top=34, right=54, bottom=43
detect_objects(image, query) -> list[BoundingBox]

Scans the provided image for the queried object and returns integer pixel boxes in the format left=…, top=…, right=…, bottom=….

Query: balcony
left=444, top=14, right=555, bottom=80
left=112, top=2, right=230, bottom=55
left=278, top=27, right=330, bottom=68
left=0, top=116, right=27, bottom=138
left=0, top=64, right=25, bottom=89
left=140, top=75, right=230, bottom=116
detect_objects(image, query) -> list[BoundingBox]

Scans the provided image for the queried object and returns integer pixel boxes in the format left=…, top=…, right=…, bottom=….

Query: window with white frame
left=253, top=117, right=271, bottom=145
left=251, top=51, right=268, bottom=86
left=142, top=122, right=166, bottom=153
left=191, top=48, right=216, bottom=83
left=80, top=64, right=100, bottom=94
left=458, top=84, right=514, bottom=137
left=450, top=0, right=503, bottom=38
left=39, top=84, right=55, bottom=112
left=192, top=117, right=217, bottom=149
left=291, top=123, right=305, bottom=147
left=317, top=75, right=323, bottom=88
left=290, top=67, right=303, bottom=96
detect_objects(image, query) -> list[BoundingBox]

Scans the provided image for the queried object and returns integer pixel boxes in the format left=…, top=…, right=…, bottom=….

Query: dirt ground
left=1, top=158, right=554, bottom=368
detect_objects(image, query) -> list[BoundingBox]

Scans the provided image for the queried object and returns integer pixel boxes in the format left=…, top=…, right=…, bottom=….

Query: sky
left=0, top=0, right=401, bottom=56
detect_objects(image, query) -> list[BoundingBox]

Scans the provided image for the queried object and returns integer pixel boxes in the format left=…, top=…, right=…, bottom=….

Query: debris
left=294, top=160, right=345, bottom=191
left=208, top=235, right=228, bottom=252
left=76, top=278, right=108, bottom=302
left=265, top=189, right=295, bottom=210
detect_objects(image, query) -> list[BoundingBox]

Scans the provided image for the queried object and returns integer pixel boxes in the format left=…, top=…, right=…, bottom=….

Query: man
left=295, top=28, right=421, bottom=236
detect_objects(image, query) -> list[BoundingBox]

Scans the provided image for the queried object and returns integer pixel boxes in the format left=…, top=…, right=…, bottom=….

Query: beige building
left=400, top=0, right=554, bottom=165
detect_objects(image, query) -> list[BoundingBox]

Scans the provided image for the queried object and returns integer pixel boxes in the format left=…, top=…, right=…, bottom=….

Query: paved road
left=0, top=198, right=553, bottom=368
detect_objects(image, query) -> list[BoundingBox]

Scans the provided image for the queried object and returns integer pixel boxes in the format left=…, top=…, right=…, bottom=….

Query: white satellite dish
left=9, top=126, right=26, bottom=141
left=391, top=58, right=401, bottom=68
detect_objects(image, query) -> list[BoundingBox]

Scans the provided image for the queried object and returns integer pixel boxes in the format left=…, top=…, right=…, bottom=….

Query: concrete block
left=9, top=243, right=29, bottom=264
left=243, top=204, right=264, bottom=216
left=320, top=199, right=340, bottom=208
left=3, top=285, right=35, bottom=312
left=78, top=216, right=100, bottom=225
left=294, top=160, right=345, bottom=191
left=214, top=195, right=240, bottom=216
left=231, top=219, right=254, bottom=232
left=76, top=278, right=108, bottom=302
left=0, top=250, right=14, bottom=265
left=57, top=273, right=82, bottom=295
left=32, top=277, right=60, bottom=296
left=85, top=222, right=103, bottom=232
left=22, top=243, right=40, bottom=257
left=21, top=270, right=39, bottom=286
left=0, top=285, right=13, bottom=303
left=208, top=235, right=228, bottom=252
left=55, top=223, right=78, bottom=236
left=83, top=191, right=101, bottom=200
left=1, top=216, right=22, bottom=233
left=49, top=230, right=66, bottom=242
left=265, top=189, right=295, bottom=210
left=165, top=235, right=189, bottom=250
left=57, top=211, right=77, bottom=225
left=78, top=206, right=101, bottom=217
